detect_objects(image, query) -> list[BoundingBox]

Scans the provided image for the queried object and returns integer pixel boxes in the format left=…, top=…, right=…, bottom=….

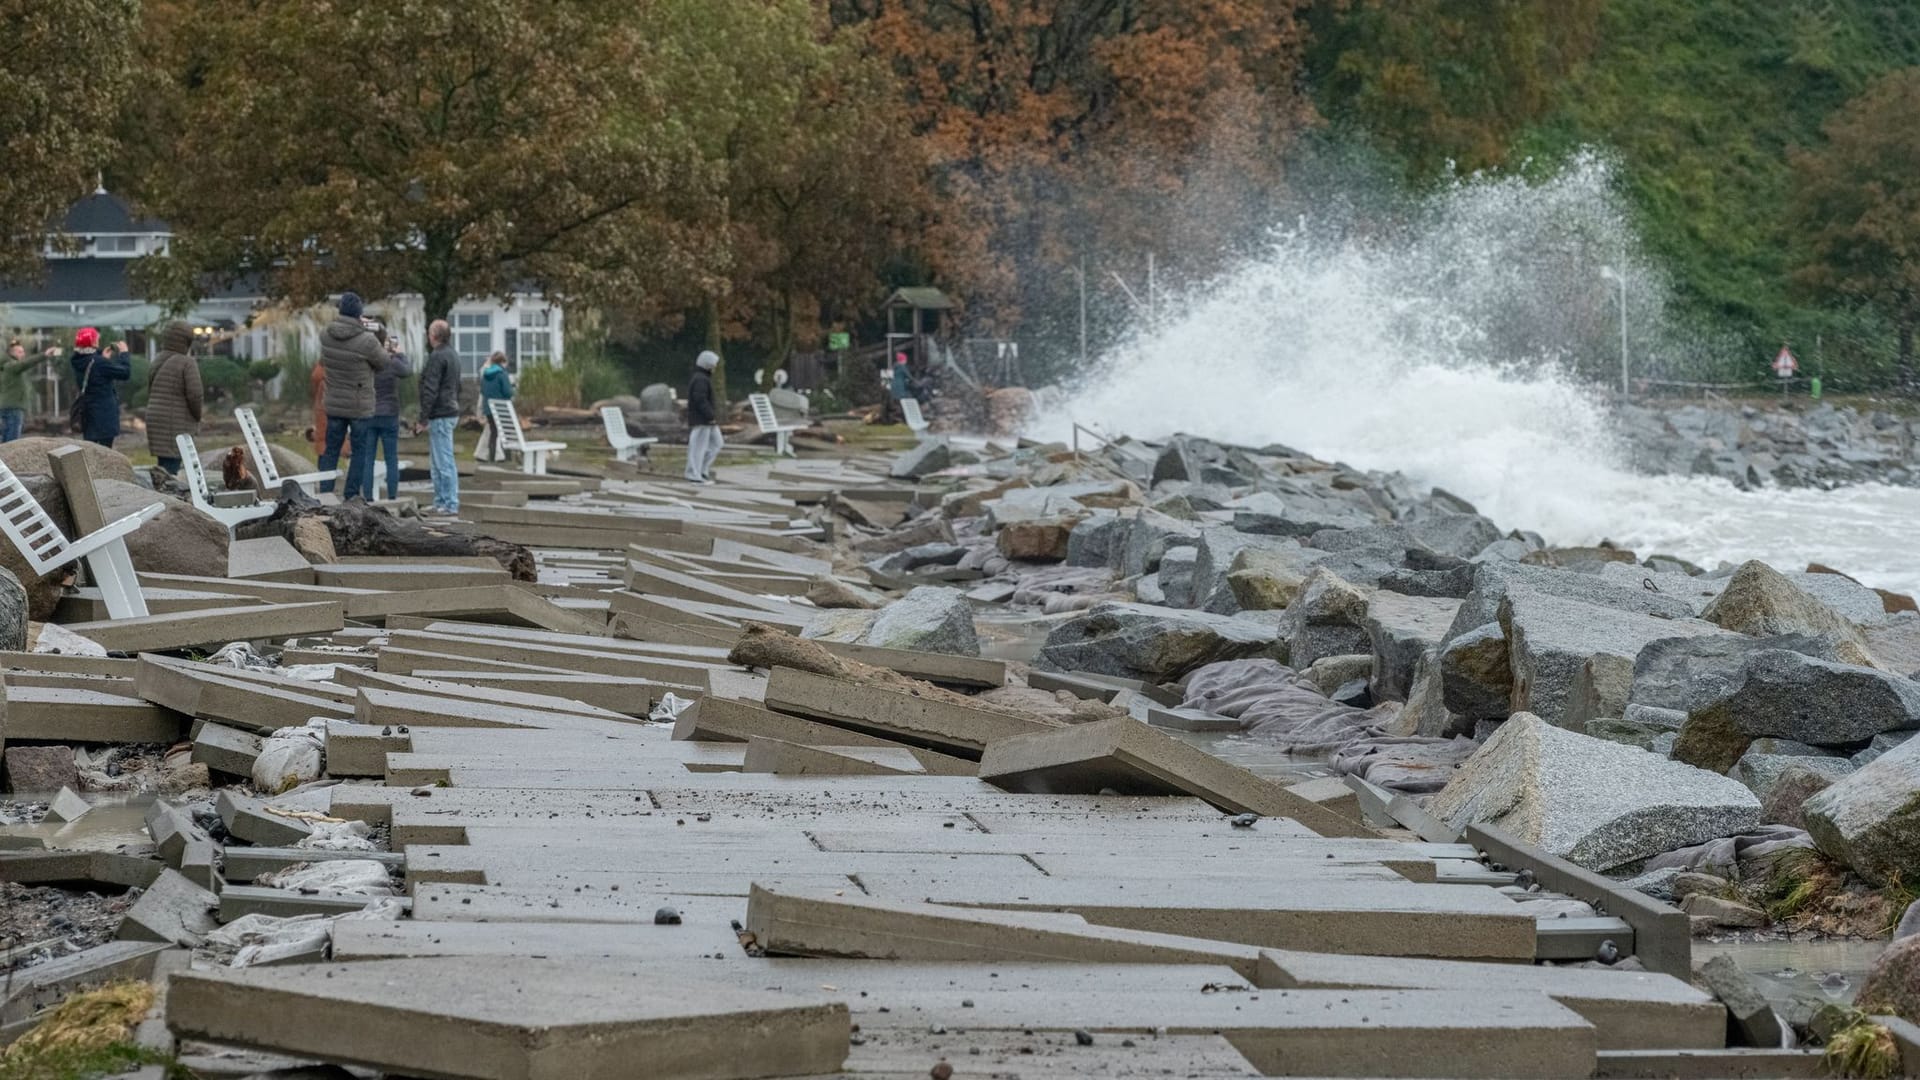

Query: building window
left=97, top=236, right=140, bottom=255
left=454, top=312, right=491, bottom=377
left=518, top=309, right=553, bottom=367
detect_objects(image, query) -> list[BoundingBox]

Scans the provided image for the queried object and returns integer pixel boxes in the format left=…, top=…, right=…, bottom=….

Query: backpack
left=67, top=355, right=96, bottom=435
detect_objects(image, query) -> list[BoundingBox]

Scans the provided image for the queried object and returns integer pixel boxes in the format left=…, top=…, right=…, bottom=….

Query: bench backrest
left=232, top=407, right=284, bottom=486
left=175, top=434, right=214, bottom=503
left=748, top=393, right=781, bottom=433
left=901, top=397, right=928, bottom=432
left=600, top=405, right=632, bottom=447
left=487, top=398, right=527, bottom=449
left=0, top=459, right=75, bottom=574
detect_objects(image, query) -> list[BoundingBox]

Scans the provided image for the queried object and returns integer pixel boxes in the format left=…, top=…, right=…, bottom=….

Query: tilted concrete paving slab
left=165, top=957, right=850, bottom=1080
left=190, top=721, right=263, bottom=778
left=135, top=656, right=353, bottom=733
left=763, top=666, right=1056, bottom=757
left=117, top=868, right=218, bottom=946
left=5, top=685, right=188, bottom=744
left=336, top=667, right=635, bottom=722
left=403, top=669, right=674, bottom=716
left=66, top=602, right=345, bottom=652
left=330, top=919, right=746, bottom=961
left=978, top=716, right=1377, bottom=838
left=675, top=696, right=901, bottom=747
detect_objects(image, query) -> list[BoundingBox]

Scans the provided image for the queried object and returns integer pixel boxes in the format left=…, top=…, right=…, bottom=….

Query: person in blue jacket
left=69, top=327, right=131, bottom=448
left=479, top=351, right=514, bottom=461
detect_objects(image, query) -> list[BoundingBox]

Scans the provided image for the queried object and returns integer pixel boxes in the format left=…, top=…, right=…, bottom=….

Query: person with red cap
left=69, top=327, right=131, bottom=448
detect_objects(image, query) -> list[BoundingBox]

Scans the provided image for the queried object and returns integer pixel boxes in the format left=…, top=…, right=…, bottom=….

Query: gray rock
left=1133, top=573, right=1166, bottom=605
left=638, top=383, right=677, bottom=413
left=1624, top=703, right=1688, bottom=730
left=1219, top=539, right=1318, bottom=611
left=1500, top=590, right=1728, bottom=730
left=1787, top=570, right=1893, bottom=628
left=1586, top=715, right=1676, bottom=752
left=1675, top=649, right=1920, bottom=773
left=1439, top=622, right=1512, bottom=725
left=1120, top=510, right=1203, bottom=578
left=1227, top=491, right=1289, bottom=535
left=1760, top=763, right=1847, bottom=830
left=1629, top=632, right=1845, bottom=714
left=1897, top=899, right=1920, bottom=940
left=1277, top=567, right=1371, bottom=669
left=1366, top=592, right=1462, bottom=703
left=1597, top=562, right=1727, bottom=614
left=1300, top=653, right=1374, bottom=697
left=1158, top=546, right=1199, bottom=609
left=0, top=567, right=25, bottom=652
left=1681, top=893, right=1768, bottom=928
left=1473, top=538, right=1535, bottom=563
left=1733, top=751, right=1855, bottom=802
left=1065, top=514, right=1126, bottom=569
left=1700, top=561, right=1877, bottom=668
left=1622, top=865, right=1687, bottom=900
left=1698, top=955, right=1784, bottom=1049
left=1196, top=527, right=1308, bottom=608
left=1849, top=731, right=1915, bottom=767
left=1404, top=513, right=1505, bottom=560
left=890, top=438, right=952, bottom=479
left=1153, top=481, right=1233, bottom=511
left=4, top=745, right=76, bottom=793
left=1562, top=654, right=1635, bottom=735
left=1429, top=713, right=1760, bottom=872
left=864, top=586, right=980, bottom=657
left=1035, top=601, right=1280, bottom=682
left=1447, top=561, right=1697, bottom=642
left=868, top=542, right=965, bottom=576
left=1802, top=733, right=1920, bottom=885
left=1400, top=650, right=1457, bottom=738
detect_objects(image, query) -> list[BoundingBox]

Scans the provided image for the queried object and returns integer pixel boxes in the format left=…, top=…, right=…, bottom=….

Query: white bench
left=487, top=399, right=567, bottom=475
left=601, top=405, right=657, bottom=465
left=234, top=407, right=340, bottom=494
left=748, top=392, right=805, bottom=457
left=175, top=434, right=275, bottom=533
left=900, top=396, right=931, bottom=439
left=0, top=459, right=161, bottom=619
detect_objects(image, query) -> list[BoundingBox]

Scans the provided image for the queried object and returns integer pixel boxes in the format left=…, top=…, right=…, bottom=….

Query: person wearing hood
left=69, top=327, right=131, bottom=448
left=315, top=292, right=387, bottom=498
left=478, top=351, right=513, bottom=461
left=144, top=321, right=203, bottom=474
left=368, top=322, right=412, bottom=500
left=684, top=350, right=721, bottom=484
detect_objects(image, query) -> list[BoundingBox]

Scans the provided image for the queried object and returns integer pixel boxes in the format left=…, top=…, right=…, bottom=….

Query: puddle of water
left=1694, top=937, right=1887, bottom=1009
left=1170, top=731, right=1333, bottom=785
left=2, top=792, right=157, bottom=853
left=975, top=611, right=1056, bottom=664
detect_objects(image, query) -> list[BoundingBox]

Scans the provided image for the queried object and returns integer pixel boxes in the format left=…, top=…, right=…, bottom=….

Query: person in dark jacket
left=366, top=323, right=412, bottom=500
left=144, top=321, right=203, bottom=473
left=0, top=342, right=38, bottom=443
left=478, top=351, right=513, bottom=462
left=684, top=350, right=721, bottom=484
left=417, top=319, right=461, bottom=515
left=69, top=327, right=131, bottom=448
left=315, top=292, right=387, bottom=498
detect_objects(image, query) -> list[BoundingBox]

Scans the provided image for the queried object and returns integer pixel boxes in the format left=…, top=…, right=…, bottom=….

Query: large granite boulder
left=996, top=517, right=1082, bottom=562
left=1366, top=592, right=1462, bottom=703
left=1158, top=546, right=1200, bottom=609
left=1761, top=762, right=1845, bottom=829
left=1629, top=633, right=1845, bottom=715
left=1447, top=561, right=1697, bottom=640
left=1117, top=509, right=1203, bottom=578
left=1439, top=622, right=1512, bottom=725
left=890, top=438, right=953, bottom=479
left=97, top=480, right=230, bottom=578
left=1430, top=713, right=1761, bottom=871
left=1700, top=561, right=1877, bottom=668
left=1732, top=750, right=1854, bottom=803
left=1276, top=567, right=1371, bottom=668
left=1035, top=601, right=1280, bottom=682
left=1064, top=514, right=1125, bottom=569
left=0, top=568, right=26, bottom=651
left=1194, top=528, right=1309, bottom=610
left=1674, top=649, right=1920, bottom=773
left=1225, top=544, right=1320, bottom=611
left=0, top=437, right=136, bottom=484
left=1856, top=937, right=1920, bottom=1024
left=639, top=383, right=677, bottom=413
left=863, top=586, right=980, bottom=657
left=1499, top=590, right=1727, bottom=730
left=1802, top=733, right=1920, bottom=885
left=1402, top=513, right=1504, bottom=561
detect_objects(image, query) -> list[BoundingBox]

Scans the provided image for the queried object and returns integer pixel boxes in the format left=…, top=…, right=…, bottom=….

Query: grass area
left=0, top=983, right=185, bottom=1080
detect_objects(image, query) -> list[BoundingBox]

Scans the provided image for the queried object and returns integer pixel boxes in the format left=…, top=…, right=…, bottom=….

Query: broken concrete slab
left=143, top=799, right=210, bottom=867
left=117, top=868, right=218, bottom=947
left=1697, top=954, right=1784, bottom=1049
left=978, top=717, right=1375, bottom=838
left=166, top=958, right=851, bottom=1080
left=673, top=696, right=897, bottom=748
left=762, top=666, right=1055, bottom=757
left=216, top=789, right=315, bottom=847
left=191, top=721, right=264, bottom=779
left=225, top=534, right=316, bottom=583
left=3, top=685, right=187, bottom=744
left=43, top=786, right=91, bottom=823
left=330, top=919, right=746, bottom=963
left=134, top=655, right=353, bottom=733
left=217, top=885, right=402, bottom=922
left=65, top=601, right=346, bottom=652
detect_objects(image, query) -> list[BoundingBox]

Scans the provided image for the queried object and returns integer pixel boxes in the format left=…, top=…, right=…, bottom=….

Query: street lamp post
left=1600, top=265, right=1629, bottom=397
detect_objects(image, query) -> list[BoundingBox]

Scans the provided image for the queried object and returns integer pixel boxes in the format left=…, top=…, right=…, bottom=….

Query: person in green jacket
left=0, top=342, right=38, bottom=442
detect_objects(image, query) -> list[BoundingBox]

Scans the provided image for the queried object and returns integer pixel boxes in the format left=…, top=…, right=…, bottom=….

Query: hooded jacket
left=70, top=346, right=131, bottom=442
left=144, top=321, right=203, bottom=457
left=319, top=314, right=387, bottom=420
left=686, top=369, right=716, bottom=427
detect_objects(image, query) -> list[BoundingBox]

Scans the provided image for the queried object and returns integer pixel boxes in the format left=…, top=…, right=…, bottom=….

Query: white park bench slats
left=900, top=396, right=931, bottom=438
left=176, top=434, right=276, bottom=533
left=487, top=399, right=567, bottom=475
left=600, top=405, right=658, bottom=464
left=747, top=393, right=804, bottom=458
left=235, top=407, right=340, bottom=494
left=0, top=459, right=161, bottom=619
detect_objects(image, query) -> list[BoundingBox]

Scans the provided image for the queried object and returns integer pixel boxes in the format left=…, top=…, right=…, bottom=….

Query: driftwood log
left=239, top=482, right=536, bottom=581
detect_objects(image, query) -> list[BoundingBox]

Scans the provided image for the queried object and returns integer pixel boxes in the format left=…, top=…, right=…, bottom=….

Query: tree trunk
left=704, top=294, right=727, bottom=408
left=1900, top=317, right=1915, bottom=395
left=240, top=483, right=536, bottom=580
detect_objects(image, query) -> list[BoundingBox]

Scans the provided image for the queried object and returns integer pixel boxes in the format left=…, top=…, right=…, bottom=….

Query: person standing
left=367, top=323, right=412, bottom=500
left=315, top=292, right=386, bottom=498
left=684, top=350, right=721, bottom=484
left=0, top=342, right=38, bottom=442
left=478, top=351, right=513, bottom=462
left=69, top=327, right=131, bottom=449
left=417, top=319, right=461, bottom=515
left=143, top=321, right=203, bottom=474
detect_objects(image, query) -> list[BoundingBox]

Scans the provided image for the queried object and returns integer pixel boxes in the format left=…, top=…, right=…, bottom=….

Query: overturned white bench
left=0, top=459, right=161, bottom=619
left=900, top=396, right=932, bottom=440
left=234, top=407, right=340, bottom=495
left=488, top=399, right=566, bottom=475
left=176, top=434, right=276, bottom=533
left=748, top=393, right=804, bottom=458
left=600, top=405, right=657, bottom=465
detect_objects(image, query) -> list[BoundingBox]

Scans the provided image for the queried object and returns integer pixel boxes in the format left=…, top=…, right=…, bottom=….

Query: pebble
left=653, top=906, right=681, bottom=925
left=1074, top=1029, right=1094, bottom=1046
left=930, top=1064, right=953, bottom=1080
left=1228, top=813, right=1258, bottom=828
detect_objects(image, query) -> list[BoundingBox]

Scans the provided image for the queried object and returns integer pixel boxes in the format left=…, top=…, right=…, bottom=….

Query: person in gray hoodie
left=316, top=291, right=387, bottom=498
left=367, top=322, right=412, bottom=500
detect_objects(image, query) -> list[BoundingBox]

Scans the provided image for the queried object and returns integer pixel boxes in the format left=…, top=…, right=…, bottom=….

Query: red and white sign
left=1773, top=347, right=1798, bottom=379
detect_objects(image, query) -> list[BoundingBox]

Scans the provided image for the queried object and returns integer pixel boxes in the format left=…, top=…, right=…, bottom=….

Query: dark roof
left=61, top=191, right=165, bottom=235
left=886, top=287, right=956, bottom=310
left=0, top=259, right=260, bottom=306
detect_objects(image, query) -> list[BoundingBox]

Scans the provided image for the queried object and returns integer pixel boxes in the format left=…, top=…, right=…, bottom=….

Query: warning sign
left=1773, top=347, right=1798, bottom=379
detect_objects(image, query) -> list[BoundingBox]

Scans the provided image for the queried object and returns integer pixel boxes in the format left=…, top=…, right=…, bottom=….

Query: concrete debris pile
left=0, top=429, right=1912, bottom=1078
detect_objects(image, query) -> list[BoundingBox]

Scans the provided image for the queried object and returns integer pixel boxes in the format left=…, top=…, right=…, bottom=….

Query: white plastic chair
left=175, top=434, right=275, bottom=533
left=0, top=459, right=161, bottom=619
left=600, top=405, right=657, bottom=464
left=234, top=407, right=339, bottom=494
left=487, top=399, right=567, bottom=475
left=748, top=392, right=804, bottom=457
left=900, top=397, right=931, bottom=439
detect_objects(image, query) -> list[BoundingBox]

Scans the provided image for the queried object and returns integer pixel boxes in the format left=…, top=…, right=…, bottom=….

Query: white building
left=0, top=190, right=565, bottom=379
